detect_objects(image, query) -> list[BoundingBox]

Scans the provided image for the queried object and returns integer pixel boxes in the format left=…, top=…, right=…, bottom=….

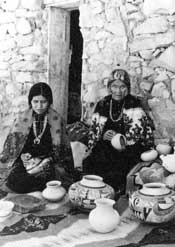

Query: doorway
left=67, top=10, right=83, bottom=124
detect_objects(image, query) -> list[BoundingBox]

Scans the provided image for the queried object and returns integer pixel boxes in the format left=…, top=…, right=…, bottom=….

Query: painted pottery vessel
left=42, top=180, right=66, bottom=202
left=89, top=198, right=120, bottom=233
left=129, top=182, right=175, bottom=224
left=68, top=175, right=115, bottom=211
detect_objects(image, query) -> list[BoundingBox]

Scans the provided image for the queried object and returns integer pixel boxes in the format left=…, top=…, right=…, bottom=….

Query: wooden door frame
left=44, top=0, right=80, bottom=125
left=44, top=0, right=80, bottom=10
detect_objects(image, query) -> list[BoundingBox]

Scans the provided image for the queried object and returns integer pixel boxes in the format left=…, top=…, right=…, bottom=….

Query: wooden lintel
left=44, top=0, right=80, bottom=9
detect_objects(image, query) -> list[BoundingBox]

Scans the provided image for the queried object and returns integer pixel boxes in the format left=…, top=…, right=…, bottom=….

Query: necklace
left=109, top=99, right=125, bottom=122
left=33, top=114, right=48, bottom=144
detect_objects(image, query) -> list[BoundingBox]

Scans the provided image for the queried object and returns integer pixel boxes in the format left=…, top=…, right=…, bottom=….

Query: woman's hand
left=103, top=130, right=116, bottom=141
left=21, top=153, right=32, bottom=168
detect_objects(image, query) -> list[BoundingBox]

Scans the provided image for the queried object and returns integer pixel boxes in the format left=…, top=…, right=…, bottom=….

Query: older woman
left=83, top=69, right=154, bottom=194
left=0, top=82, right=74, bottom=193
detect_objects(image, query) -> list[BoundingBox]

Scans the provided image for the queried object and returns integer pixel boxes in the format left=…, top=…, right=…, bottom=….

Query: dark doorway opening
left=67, top=10, right=83, bottom=124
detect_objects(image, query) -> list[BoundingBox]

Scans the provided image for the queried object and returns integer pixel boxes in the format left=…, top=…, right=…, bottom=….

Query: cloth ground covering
left=0, top=194, right=175, bottom=247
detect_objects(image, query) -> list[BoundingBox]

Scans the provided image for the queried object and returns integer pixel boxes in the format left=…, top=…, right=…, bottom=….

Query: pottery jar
left=68, top=175, right=115, bottom=211
left=42, top=180, right=66, bottom=202
left=156, top=143, right=172, bottom=155
left=129, top=182, right=175, bottom=224
left=160, top=154, right=175, bottom=173
left=140, top=149, right=158, bottom=162
left=89, top=198, right=120, bottom=233
left=111, top=133, right=126, bottom=151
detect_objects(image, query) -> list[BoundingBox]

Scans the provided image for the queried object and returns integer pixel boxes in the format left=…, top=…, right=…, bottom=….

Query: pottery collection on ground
left=89, top=198, right=120, bottom=233
left=129, top=182, right=175, bottom=224
left=68, top=175, right=115, bottom=211
left=42, top=180, right=66, bottom=202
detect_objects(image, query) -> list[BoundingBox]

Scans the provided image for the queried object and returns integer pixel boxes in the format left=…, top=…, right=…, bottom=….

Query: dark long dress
left=6, top=121, right=55, bottom=193
left=83, top=94, right=154, bottom=193
left=5, top=110, right=74, bottom=193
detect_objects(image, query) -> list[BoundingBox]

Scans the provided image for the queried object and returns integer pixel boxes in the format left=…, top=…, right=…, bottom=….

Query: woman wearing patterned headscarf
left=83, top=69, right=154, bottom=195
left=0, top=82, right=74, bottom=193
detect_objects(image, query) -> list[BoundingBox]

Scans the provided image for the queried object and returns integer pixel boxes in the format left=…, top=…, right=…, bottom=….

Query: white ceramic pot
left=42, top=180, right=66, bottom=202
left=141, top=149, right=158, bottom=162
left=89, top=198, right=120, bottom=233
left=0, top=201, right=14, bottom=217
left=160, top=154, right=175, bottom=173
left=156, top=143, right=172, bottom=155
left=68, top=175, right=115, bottom=211
left=111, top=133, right=126, bottom=150
left=129, top=182, right=175, bottom=224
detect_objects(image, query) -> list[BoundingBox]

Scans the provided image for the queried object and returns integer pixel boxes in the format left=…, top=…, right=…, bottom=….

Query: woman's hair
left=28, top=82, right=53, bottom=106
left=108, top=69, right=130, bottom=91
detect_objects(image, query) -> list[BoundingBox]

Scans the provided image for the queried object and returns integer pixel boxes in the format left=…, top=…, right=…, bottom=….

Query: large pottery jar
left=129, top=182, right=175, bottom=224
left=68, top=175, right=115, bottom=211
left=89, top=198, right=120, bottom=233
left=42, top=180, right=66, bottom=202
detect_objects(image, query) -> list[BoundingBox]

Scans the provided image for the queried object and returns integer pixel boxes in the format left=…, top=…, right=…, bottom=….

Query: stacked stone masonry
left=0, top=0, right=175, bottom=150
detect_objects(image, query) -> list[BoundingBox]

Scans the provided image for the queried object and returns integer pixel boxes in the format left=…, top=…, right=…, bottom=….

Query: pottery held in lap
left=129, top=182, right=175, bottom=224
left=111, top=133, right=126, bottom=151
left=89, top=198, right=120, bottom=233
left=42, top=180, right=66, bottom=202
left=68, top=175, right=115, bottom=211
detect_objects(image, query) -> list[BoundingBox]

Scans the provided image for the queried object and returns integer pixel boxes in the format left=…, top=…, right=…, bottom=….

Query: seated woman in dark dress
left=83, top=69, right=154, bottom=194
left=0, top=82, right=74, bottom=193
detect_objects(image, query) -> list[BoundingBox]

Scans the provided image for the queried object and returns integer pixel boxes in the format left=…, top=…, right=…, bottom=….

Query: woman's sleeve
left=125, top=107, right=154, bottom=149
left=88, top=101, right=107, bottom=150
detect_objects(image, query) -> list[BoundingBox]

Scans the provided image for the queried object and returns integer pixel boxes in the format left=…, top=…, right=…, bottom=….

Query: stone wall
left=0, top=0, right=175, bottom=148
left=0, top=0, right=47, bottom=126
left=80, top=0, right=175, bottom=143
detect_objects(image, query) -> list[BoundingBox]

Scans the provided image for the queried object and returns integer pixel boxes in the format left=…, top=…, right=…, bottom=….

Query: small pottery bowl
left=42, top=180, right=66, bottom=202
left=111, top=133, right=126, bottom=151
left=0, top=201, right=14, bottom=217
left=160, top=154, right=175, bottom=173
left=141, top=149, right=158, bottom=162
left=156, top=143, right=172, bottom=155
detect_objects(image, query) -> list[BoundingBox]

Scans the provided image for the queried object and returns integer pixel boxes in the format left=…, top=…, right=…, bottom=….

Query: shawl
left=88, top=94, right=154, bottom=150
left=0, top=107, right=74, bottom=175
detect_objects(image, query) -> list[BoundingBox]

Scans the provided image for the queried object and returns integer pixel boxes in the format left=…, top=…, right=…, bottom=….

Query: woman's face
left=31, top=95, right=49, bottom=114
left=110, top=80, right=128, bottom=101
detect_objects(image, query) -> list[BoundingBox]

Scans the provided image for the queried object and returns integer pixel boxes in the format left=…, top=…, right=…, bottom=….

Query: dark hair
left=108, top=69, right=130, bottom=91
left=28, top=82, right=53, bottom=106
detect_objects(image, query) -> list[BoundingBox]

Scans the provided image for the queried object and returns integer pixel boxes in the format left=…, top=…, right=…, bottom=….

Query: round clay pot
left=89, top=198, right=120, bottom=233
left=129, top=182, right=175, bottom=224
left=42, top=180, right=66, bottom=202
left=68, top=175, right=115, bottom=211
left=156, top=143, right=172, bottom=155
left=141, top=149, right=158, bottom=162
left=111, top=133, right=126, bottom=150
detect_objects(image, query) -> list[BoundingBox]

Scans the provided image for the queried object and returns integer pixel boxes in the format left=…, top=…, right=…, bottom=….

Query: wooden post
left=48, top=7, right=70, bottom=124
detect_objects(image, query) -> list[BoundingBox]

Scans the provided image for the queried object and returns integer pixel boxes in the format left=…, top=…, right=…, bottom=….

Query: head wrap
left=28, top=82, right=53, bottom=106
left=108, top=69, right=130, bottom=91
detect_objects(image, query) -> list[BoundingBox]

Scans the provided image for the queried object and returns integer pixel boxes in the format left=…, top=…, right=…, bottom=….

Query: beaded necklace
left=109, top=99, right=125, bottom=122
left=33, top=114, right=48, bottom=144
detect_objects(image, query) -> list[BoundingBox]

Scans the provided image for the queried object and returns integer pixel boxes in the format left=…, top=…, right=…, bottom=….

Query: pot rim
left=95, top=198, right=116, bottom=206
left=80, top=175, right=105, bottom=188
left=46, top=180, right=61, bottom=187
left=140, top=182, right=170, bottom=196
